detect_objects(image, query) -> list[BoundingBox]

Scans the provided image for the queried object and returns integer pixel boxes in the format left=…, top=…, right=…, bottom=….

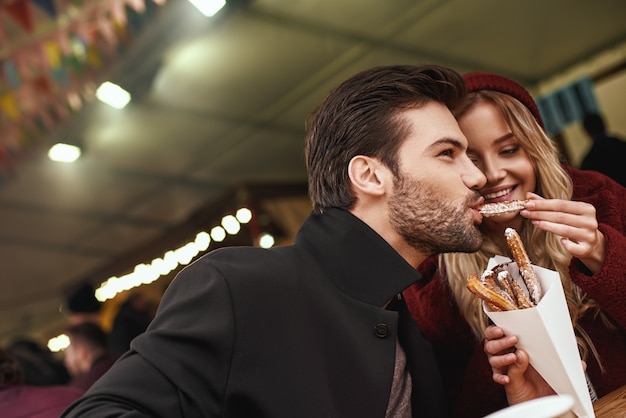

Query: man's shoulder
left=202, top=245, right=296, bottom=266
left=182, top=245, right=301, bottom=283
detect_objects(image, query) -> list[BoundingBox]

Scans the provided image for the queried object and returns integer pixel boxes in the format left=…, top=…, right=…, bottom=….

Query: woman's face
left=458, top=101, right=536, bottom=229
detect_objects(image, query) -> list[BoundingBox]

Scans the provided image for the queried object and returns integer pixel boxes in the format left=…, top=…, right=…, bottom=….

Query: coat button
left=374, top=323, right=389, bottom=338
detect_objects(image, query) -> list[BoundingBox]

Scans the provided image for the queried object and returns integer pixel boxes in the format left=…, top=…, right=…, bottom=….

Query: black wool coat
left=62, top=208, right=449, bottom=418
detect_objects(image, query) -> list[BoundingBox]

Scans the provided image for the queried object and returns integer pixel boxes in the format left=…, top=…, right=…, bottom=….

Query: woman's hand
left=484, top=325, right=555, bottom=405
left=521, top=192, right=606, bottom=273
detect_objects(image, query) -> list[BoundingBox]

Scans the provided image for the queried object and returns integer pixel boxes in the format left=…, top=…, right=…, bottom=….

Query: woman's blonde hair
left=446, top=90, right=610, bottom=365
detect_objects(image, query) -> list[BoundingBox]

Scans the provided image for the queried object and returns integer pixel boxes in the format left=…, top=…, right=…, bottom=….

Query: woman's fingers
left=521, top=195, right=606, bottom=271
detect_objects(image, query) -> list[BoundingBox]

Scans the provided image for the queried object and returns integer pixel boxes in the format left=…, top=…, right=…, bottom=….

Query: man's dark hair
left=582, top=113, right=606, bottom=137
left=66, top=322, right=109, bottom=355
left=304, top=64, right=466, bottom=214
left=0, top=347, right=24, bottom=385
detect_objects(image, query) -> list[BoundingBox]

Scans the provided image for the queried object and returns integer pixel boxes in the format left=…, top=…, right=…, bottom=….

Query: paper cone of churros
left=467, top=228, right=595, bottom=418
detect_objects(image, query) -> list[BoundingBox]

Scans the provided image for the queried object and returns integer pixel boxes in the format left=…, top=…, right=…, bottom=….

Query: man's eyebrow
left=426, top=137, right=466, bottom=151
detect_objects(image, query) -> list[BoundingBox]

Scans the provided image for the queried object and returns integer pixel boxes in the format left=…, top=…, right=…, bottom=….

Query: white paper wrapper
left=484, top=256, right=595, bottom=418
left=483, top=394, right=575, bottom=418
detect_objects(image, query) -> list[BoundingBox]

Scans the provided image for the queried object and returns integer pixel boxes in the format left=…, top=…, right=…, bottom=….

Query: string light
left=93, top=207, right=262, bottom=303
left=188, top=0, right=226, bottom=17
left=96, top=81, right=131, bottom=109
left=210, top=226, right=226, bottom=242
left=48, top=143, right=81, bottom=163
left=48, top=334, right=70, bottom=352
left=52, top=206, right=276, bottom=352
left=221, top=215, right=241, bottom=235
left=259, top=233, right=275, bottom=249
left=236, top=208, right=252, bottom=223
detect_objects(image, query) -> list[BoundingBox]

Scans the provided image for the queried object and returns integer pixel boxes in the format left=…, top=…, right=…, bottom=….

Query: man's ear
left=348, top=155, right=387, bottom=197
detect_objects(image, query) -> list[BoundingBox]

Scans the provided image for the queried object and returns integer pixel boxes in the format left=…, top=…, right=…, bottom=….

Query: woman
left=403, top=72, right=626, bottom=418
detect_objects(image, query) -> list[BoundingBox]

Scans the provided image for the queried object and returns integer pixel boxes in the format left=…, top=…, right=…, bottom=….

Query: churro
left=466, top=227, right=542, bottom=310
left=466, top=273, right=518, bottom=311
left=505, top=227, right=542, bottom=305
left=479, top=200, right=527, bottom=217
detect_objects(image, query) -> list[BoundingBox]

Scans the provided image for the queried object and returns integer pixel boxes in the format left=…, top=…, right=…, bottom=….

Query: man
left=62, top=64, right=487, bottom=417
left=64, top=322, right=119, bottom=391
left=580, top=112, right=626, bottom=187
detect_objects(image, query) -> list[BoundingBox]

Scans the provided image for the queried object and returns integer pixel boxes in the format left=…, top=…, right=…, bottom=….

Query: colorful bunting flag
left=32, top=0, right=57, bottom=18
left=4, top=0, right=35, bottom=33
left=43, top=41, right=62, bottom=69
left=0, top=0, right=168, bottom=187
left=3, top=61, right=21, bottom=89
left=0, top=93, right=20, bottom=120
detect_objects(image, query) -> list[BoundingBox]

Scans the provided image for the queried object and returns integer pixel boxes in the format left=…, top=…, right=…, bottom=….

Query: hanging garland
left=0, top=0, right=166, bottom=183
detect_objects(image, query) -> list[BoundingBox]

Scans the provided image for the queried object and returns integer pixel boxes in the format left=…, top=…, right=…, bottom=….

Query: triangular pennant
left=0, top=20, right=7, bottom=44
left=33, top=76, right=52, bottom=96
left=51, top=66, right=68, bottom=85
left=0, top=93, right=20, bottom=120
left=4, top=0, right=35, bottom=33
left=86, top=46, right=102, bottom=68
left=43, top=40, right=62, bottom=69
left=3, top=61, right=21, bottom=89
left=32, top=0, right=57, bottom=18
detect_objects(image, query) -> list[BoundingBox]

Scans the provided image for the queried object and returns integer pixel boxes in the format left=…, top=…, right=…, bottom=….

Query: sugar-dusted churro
left=466, top=273, right=518, bottom=312
left=479, top=200, right=527, bottom=217
left=466, top=228, right=542, bottom=310
left=505, top=227, right=542, bottom=305
left=500, top=269, right=534, bottom=309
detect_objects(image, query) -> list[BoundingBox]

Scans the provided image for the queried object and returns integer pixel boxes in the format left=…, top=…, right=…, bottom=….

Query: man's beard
left=388, top=173, right=483, bottom=256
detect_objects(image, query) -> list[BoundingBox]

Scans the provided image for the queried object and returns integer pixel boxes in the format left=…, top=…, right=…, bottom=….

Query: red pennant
left=0, top=20, right=7, bottom=44
left=33, top=76, right=52, bottom=96
left=4, top=0, right=35, bottom=33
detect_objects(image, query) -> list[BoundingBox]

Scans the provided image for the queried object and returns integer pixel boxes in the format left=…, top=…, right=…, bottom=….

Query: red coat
left=0, top=384, right=83, bottom=418
left=67, top=353, right=119, bottom=391
left=403, top=167, right=626, bottom=418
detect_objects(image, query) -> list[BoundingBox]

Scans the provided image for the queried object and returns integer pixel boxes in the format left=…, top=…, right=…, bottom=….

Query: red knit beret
left=463, top=72, right=544, bottom=129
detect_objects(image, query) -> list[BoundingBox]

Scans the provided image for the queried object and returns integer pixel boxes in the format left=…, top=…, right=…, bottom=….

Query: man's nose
left=463, top=157, right=487, bottom=189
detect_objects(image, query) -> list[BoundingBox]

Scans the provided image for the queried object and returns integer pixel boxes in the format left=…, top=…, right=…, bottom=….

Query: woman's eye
left=439, top=149, right=454, bottom=158
left=466, top=155, right=480, bottom=167
left=501, top=146, right=520, bottom=156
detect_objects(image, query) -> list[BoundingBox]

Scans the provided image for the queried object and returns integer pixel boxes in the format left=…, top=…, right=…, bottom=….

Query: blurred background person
left=0, top=346, right=83, bottom=418
left=108, top=292, right=155, bottom=356
left=6, top=338, right=69, bottom=386
left=64, top=281, right=103, bottom=326
left=580, top=112, right=626, bottom=187
left=64, top=322, right=119, bottom=391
